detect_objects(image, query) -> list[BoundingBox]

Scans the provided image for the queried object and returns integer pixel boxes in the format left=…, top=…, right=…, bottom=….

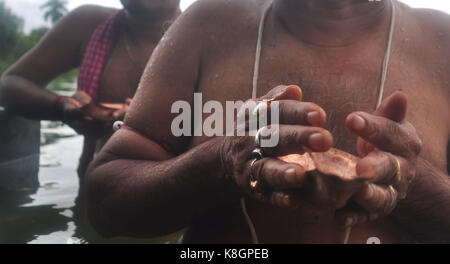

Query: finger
left=250, top=158, right=307, bottom=190
left=253, top=191, right=304, bottom=208
left=356, top=139, right=375, bottom=157
left=374, top=91, right=408, bottom=122
left=64, top=107, right=86, bottom=121
left=355, top=91, right=408, bottom=157
left=279, top=101, right=327, bottom=127
left=357, top=151, right=410, bottom=199
left=113, top=109, right=126, bottom=119
left=125, top=98, right=132, bottom=105
left=260, top=125, right=333, bottom=156
left=68, top=98, right=83, bottom=108
left=261, top=85, right=303, bottom=102
left=356, top=150, right=405, bottom=184
left=346, top=112, right=421, bottom=158
left=353, top=183, right=398, bottom=215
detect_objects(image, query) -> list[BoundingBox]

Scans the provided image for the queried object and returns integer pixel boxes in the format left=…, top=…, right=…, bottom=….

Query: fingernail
left=307, top=111, right=320, bottom=125
left=352, top=115, right=366, bottom=131
left=308, top=133, right=325, bottom=151
left=285, top=168, right=297, bottom=184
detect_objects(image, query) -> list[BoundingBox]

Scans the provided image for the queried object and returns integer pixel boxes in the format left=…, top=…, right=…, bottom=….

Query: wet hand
left=337, top=92, right=422, bottom=226
left=58, top=95, right=111, bottom=137
left=222, top=85, right=337, bottom=208
left=112, top=98, right=132, bottom=120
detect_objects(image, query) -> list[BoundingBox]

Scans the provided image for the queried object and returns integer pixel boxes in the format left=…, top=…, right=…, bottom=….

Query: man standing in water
left=0, top=0, right=182, bottom=179
left=87, top=0, right=449, bottom=243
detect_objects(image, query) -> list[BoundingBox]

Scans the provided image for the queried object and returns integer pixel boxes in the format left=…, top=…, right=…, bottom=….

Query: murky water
left=0, top=121, right=180, bottom=244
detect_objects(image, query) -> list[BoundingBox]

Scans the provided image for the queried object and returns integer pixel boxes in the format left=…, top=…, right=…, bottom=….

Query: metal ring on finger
left=388, top=185, right=398, bottom=210
left=392, top=156, right=402, bottom=188
left=249, top=147, right=264, bottom=189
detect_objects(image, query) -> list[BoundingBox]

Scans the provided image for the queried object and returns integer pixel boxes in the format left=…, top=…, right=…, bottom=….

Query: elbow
left=84, top=159, right=170, bottom=239
left=85, top=161, right=123, bottom=238
left=85, top=153, right=188, bottom=238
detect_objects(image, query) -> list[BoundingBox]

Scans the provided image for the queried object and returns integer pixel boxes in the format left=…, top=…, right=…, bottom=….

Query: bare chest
left=194, top=36, right=448, bottom=169
left=96, top=40, right=156, bottom=103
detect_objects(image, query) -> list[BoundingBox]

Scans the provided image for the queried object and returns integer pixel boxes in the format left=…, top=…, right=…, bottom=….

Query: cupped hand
left=58, top=94, right=115, bottom=137
left=336, top=92, right=422, bottom=226
left=221, top=85, right=339, bottom=209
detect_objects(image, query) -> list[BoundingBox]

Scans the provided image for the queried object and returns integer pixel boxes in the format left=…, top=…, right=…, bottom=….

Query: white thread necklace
left=244, top=0, right=397, bottom=244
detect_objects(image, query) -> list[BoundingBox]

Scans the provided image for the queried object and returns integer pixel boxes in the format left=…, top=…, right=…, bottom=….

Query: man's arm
left=86, top=0, right=333, bottom=238
left=86, top=131, right=240, bottom=237
left=85, top=1, right=231, bottom=237
left=0, top=5, right=112, bottom=120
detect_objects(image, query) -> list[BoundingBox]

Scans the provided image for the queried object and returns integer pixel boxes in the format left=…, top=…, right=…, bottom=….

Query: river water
left=0, top=121, right=180, bottom=244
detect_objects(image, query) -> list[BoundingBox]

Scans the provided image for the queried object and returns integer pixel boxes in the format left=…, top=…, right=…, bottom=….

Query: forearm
left=0, top=75, right=63, bottom=120
left=86, top=137, right=241, bottom=238
left=393, top=157, right=450, bottom=243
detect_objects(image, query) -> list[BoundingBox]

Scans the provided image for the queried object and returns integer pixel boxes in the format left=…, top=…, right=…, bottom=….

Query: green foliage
left=0, top=2, right=23, bottom=55
left=47, top=69, right=79, bottom=92
left=0, top=1, right=24, bottom=72
left=0, top=1, right=77, bottom=92
left=41, top=0, right=68, bottom=24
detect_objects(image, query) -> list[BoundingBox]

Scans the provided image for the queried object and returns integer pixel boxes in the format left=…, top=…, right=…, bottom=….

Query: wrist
left=53, top=95, right=67, bottom=118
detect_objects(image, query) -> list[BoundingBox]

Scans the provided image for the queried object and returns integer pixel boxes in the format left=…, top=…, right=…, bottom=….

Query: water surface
left=0, top=121, right=179, bottom=244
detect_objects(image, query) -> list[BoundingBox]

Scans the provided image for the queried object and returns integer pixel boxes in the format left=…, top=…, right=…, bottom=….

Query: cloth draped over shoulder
left=77, top=9, right=126, bottom=99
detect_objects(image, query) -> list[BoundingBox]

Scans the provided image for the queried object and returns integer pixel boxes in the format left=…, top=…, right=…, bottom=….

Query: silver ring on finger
left=388, top=185, right=398, bottom=211
left=249, top=148, right=264, bottom=190
left=392, top=156, right=402, bottom=188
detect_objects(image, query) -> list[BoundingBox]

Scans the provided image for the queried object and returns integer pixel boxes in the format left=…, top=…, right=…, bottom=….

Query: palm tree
left=40, top=0, right=68, bottom=24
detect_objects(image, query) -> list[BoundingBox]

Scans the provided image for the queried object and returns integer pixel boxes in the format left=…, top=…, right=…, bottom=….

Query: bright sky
left=4, top=0, right=450, bottom=33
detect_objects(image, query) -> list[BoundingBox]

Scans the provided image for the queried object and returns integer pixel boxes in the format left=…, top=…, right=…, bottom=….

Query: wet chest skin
left=187, top=19, right=448, bottom=243
left=96, top=39, right=156, bottom=103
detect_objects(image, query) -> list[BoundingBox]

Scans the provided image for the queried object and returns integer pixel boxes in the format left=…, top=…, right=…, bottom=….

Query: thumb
left=356, top=91, right=408, bottom=157
left=374, top=91, right=408, bottom=122
left=262, top=85, right=303, bottom=102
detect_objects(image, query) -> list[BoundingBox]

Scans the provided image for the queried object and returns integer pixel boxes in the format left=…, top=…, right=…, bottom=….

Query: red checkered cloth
left=77, top=10, right=126, bottom=99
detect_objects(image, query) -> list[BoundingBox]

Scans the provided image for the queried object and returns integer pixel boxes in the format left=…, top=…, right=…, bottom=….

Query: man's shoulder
left=400, top=3, right=450, bottom=48
left=399, top=4, right=450, bottom=76
left=63, top=5, right=118, bottom=30
left=180, top=0, right=268, bottom=30
left=169, top=0, right=268, bottom=54
left=400, top=4, right=450, bottom=107
left=187, top=0, right=266, bottom=16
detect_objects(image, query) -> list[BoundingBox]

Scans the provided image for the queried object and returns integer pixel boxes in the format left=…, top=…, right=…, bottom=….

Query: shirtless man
left=0, top=0, right=181, bottom=178
left=86, top=0, right=450, bottom=243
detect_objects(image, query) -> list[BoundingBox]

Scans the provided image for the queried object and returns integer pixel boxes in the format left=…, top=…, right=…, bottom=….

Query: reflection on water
left=0, top=121, right=180, bottom=244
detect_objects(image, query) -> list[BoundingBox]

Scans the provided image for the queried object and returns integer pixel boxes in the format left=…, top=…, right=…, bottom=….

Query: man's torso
left=182, top=0, right=449, bottom=243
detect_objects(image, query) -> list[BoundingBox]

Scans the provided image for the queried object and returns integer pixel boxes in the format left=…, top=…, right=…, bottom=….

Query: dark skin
left=87, top=0, right=450, bottom=243
left=0, top=0, right=181, bottom=178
